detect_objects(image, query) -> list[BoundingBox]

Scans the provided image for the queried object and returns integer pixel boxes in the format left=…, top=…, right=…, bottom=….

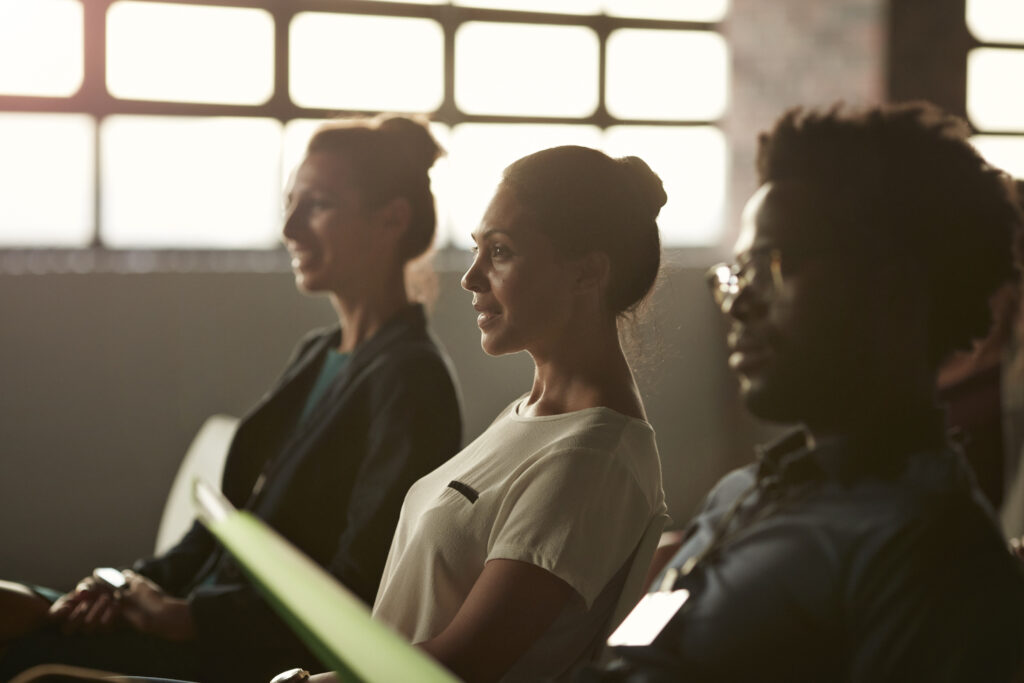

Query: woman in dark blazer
left=0, top=115, right=462, bottom=683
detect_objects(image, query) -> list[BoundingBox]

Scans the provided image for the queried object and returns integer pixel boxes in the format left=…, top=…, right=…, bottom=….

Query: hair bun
left=617, top=156, right=667, bottom=220
left=377, top=116, right=443, bottom=173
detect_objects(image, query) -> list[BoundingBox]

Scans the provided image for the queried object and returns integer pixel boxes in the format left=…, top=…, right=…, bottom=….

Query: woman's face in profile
left=281, top=151, right=381, bottom=296
left=461, top=185, right=579, bottom=357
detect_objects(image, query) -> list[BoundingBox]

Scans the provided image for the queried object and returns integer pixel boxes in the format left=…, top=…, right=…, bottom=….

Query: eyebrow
left=469, top=228, right=512, bottom=243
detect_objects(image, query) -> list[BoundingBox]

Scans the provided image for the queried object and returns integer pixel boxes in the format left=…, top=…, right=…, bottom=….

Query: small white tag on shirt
left=606, top=589, right=689, bottom=647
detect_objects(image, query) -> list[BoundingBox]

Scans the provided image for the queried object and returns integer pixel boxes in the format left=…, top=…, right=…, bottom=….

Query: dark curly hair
left=756, top=101, right=1023, bottom=368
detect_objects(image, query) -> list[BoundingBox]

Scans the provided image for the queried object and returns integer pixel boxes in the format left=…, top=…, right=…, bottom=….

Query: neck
left=521, top=314, right=645, bottom=420
left=803, top=389, right=939, bottom=444
left=330, top=275, right=410, bottom=353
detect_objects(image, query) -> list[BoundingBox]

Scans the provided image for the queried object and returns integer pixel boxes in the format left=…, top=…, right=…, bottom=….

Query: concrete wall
left=0, top=0, right=888, bottom=589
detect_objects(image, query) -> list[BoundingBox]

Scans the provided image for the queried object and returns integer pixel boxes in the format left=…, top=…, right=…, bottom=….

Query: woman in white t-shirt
left=314, top=145, right=669, bottom=683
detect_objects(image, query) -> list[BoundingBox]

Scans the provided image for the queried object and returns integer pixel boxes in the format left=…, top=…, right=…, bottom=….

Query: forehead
left=290, top=150, right=355, bottom=193
left=734, top=181, right=835, bottom=255
left=474, top=184, right=540, bottom=240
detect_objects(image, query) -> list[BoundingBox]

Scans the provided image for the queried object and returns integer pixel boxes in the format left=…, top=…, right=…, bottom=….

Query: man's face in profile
left=723, top=181, right=898, bottom=427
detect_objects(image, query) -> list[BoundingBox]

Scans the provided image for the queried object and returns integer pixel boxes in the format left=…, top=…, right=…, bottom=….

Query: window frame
left=0, top=0, right=727, bottom=268
left=888, top=0, right=1024, bottom=151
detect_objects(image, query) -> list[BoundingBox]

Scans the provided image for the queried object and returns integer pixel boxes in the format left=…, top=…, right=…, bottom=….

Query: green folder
left=192, top=478, right=460, bottom=683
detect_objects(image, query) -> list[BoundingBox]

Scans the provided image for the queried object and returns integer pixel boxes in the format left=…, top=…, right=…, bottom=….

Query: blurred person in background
left=0, top=114, right=463, bottom=683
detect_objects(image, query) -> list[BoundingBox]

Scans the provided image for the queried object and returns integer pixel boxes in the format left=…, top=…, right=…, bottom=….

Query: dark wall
left=0, top=266, right=749, bottom=588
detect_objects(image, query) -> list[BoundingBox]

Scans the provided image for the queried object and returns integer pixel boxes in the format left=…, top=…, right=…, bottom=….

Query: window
left=966, top=0, right=1024, bottom=178
left=100, top=116, right=282, bottom=248
left=0, top=113, right=94, bottom=247
left=290, top=13, right=445, bottom=112
left=0, top=0, right=730, bottom=261
left=106, top=2, right=275, bottom=105
left=454, top=23, right=600, bottom=117
left=0, top=0, right=84, bottom=98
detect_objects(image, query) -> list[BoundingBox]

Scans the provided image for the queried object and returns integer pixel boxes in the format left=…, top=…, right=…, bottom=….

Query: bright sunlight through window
left=972, top=136, right=1024, bottom=179
left=455, top=23, right=600, bottom=118
left=0, top=113, right=94, bottom=247
left=0, top=0, right=83, bottom=97
left=606, top=30, right=729, bottom=121
left=966, top=0, right=1024, bottom=44
left=101, top=116, right=282, bottom=248
left=967, top=48, right=1024, bottom=132
left=290, top=13, right=444, bottom=113
left=106, top=2, right=274, bottom=105
left=0, top=1, right=730, bottom=253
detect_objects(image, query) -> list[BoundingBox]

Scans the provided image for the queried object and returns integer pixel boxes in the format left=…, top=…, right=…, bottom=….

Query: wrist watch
left=270, top=668, right=310, bottom=683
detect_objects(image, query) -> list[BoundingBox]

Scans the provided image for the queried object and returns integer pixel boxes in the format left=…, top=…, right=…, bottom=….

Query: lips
left=727, top=329, right=772, bottom=373
left=473, top=301, right=502, bottom=329
left=287, top=248, right=318, bottom=271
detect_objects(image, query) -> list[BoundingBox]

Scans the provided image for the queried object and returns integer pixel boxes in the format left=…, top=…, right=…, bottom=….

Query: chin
left=479, top=332, right=521, bottom=358
left=737, top=376, right=800, bottom=424
left=293, top=264, right=333, bottom=291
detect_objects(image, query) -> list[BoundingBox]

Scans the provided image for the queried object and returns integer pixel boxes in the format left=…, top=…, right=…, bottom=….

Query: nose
left=282, top=203, right=303, bottom=243
left=461, top=253, right=487, bottom=293
left=722, top=283, right=761, bottom=322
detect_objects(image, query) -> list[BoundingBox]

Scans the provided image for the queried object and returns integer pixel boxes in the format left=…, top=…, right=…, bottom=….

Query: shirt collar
left=756, top=409, right=950, bottom=486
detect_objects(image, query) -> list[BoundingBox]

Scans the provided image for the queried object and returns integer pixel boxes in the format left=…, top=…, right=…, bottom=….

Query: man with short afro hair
left=578, top=101, right=1024, bottom=683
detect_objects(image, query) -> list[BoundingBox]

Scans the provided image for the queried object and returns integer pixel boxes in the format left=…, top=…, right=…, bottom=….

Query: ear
left=375, top=197, right=412, bottom=241
left=572, top=251, right=610, bottom=295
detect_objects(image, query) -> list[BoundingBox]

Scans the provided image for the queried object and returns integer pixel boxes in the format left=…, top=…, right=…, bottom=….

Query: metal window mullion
left=1, top=0, right=728, bottom=258
left=270, top=3, right=295, bottom=121
left=436, top=5, right=460, bottom=126
left=594, top=15, right=612, bottom=129
left=82, top=0, right=112, bottom=247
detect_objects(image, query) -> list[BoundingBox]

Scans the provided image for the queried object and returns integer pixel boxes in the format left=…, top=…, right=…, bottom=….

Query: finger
left=98, top=598, right=120, bottom=631
left=62, top=597, right=95, bottom=635
left=75, top=576, right=99, bottom=592
left=81, top=592, right=112, bottom=633
left=48, top=593, right=78, bottom=620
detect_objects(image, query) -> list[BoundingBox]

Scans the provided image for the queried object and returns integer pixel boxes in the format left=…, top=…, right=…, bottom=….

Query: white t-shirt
left=372, top=397, right=666, bottom=682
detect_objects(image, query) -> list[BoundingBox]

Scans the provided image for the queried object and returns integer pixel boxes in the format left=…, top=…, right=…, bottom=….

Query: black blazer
left=134, top=304, right=462, bottom=681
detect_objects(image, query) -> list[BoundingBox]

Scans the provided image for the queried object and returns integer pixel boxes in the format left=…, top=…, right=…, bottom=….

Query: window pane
left=604, top=0, right=729, bottom=22
left=282, top=119, right=454, bottom=247
left=603, top=126, right=727, bottom=246
left=100, top=116, right=282, bottom=248
left=606, top=29, right=728, bottom=121
left=0, top=114, right=94, bottom=247
left=0, top=0, right=83, bottom=97
left=972, top=135, right=1024, bottom=178
left=290, top=13, right=444, bottom=112
left=106, top=2, right=273, bottom=105
left=455, top=22, right=599, bottom=117
left=447, top=124, right=602, bottom=247
left=967, top=48, right=1024, bottom=132
left=453, top=0, right=601, bottom=13
left=967, top=0, right=1024, bottom=44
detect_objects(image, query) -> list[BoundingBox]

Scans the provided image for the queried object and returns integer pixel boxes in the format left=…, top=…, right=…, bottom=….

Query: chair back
left=155, top=414, right=239, bottom=554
